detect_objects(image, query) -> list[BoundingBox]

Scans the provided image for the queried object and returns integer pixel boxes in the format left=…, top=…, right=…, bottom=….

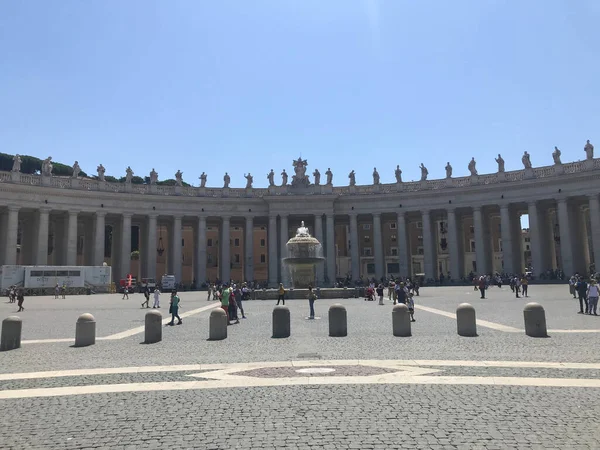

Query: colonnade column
left=500, top=204, right=514, bottom=275
left=120, top=213, right=132, bottom=280
left=268, top=215, right=278, bottom=286
left=421, top=210, right=436, bottom=280
left=314, top=214, right=325, bottom=286
left=195, top=216, right=207, bottom=285
left=35, top=208, right=50, bottom=265
left=220, top=216, right=231, bottom=283
left=172, top=216, right=183, bottom=283
left=3, top=206, right=20, bottom=265
left=349, top=213, right=360, bottom=281
left=245, top=215, right=254, bottom=282
left=93, top=212, right=105, bottom=266
left=396, top=212, right=409, bottom=278
left=473, top=207, right=488, bottom=275
left=279, top=214, right=288, bottom=281
left=588, top=194, right=600, bottom=270
left=325, top=213, right=336, bottom=286
left=527, top=202, right=545, bottom=277
left=372, top=213, right=384, bottom=280
left=557, top=199, right=574, bottom=276
left=446, top=209, right=462, bottom=279
left=146, top=214, right=158, bottom=279
left=66, top=211, right=78, bottom=266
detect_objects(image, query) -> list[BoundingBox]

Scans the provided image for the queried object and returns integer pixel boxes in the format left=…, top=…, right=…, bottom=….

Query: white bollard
left=456, top=303, right=477, bottom=337
left=209, top=308, right=228, bottom=340
left=392, top=304, right=411, bottom=337
left=1, top=316, right=22, bottom=351
left=74, top=313, right=96, bottom=347
left=144, top=310, right=162, bottom=344
left=328, top=304, right=347, bottom=337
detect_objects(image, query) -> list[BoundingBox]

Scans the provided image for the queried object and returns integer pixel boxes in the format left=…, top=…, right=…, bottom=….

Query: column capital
left=473, top=206, right=482, bottom=213
left=245, top=214, right=254, bottom=221
left=421, top=209, right=431, bottom=216
left=372, top=212, right=381, bottom=218
left=446, top=208, right=456, bottom=216
left=147, top=212, right=159, bottom=219
left=7, top=205, right=20, bottom=213
left=588, top=193, right=599, bottom=201
left=500, top=203, right=511, bottom=210
left=221, top=215, right=231, bottom=222
left=121, top=212, right=133, bottom=219
left=325, top=213, right=335, bottom=219
left=38, top=206, right=51, bottom=214
left=68, top=210, right=80, bottom=217
left=526, top=201, right=537, bottom=208
left=95, top=211, right=107, bottom=218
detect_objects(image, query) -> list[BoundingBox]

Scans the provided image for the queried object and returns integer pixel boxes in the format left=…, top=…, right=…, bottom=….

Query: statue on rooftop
left=445, top=162, right=452, bottom=178
left=313, top=168, right=321, bottom=186
left=325, top=168, right=333, bottom=185
left=150, top=168, right=158, bottom=184
left=41, top=157, right=53, bottom=176
left=97, top=164, right=105, bottom=181
left=348, top=170, right=356, bottom=186
left=419, top=163, right=428, bottom=181
left=372, top=167, right=380, bottom=185
left=199, top=172, right=207, bottom=188
left=175, top=170, right=183, bottom=186
left=244, top=173, right=253, bottom=189
left=495, top=154, right=505, bottom=173
left=125, top=166, right=134, bottom=183
left=72, top=161, right=81, bottom=179
left=522, top=151, right=532, bottom=169
left=223, top=172, right=230, bottom=188
left=12, top=154, right=21, bottom=173
left=585, top=139, right=594, bottom=160
left=395, top=165, right=402, bottom=183
left=468, top=157, right=477, bottom=176
left=552, top=146, right=562, bottom=165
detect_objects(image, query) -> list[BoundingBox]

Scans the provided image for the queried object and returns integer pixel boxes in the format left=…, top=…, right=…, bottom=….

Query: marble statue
left=72, top=161, right=81, bottom=178
left=445, top=162, right=452, bottom=178
left=125, top=166, right=134, bottom=183
left=223, top=172, right=230, bottom=188
left=12, top=154, right=21, bottom=172
left=281, top=169, right=288, bottom=186
left=348, top=170, right=356, bottom=186
left=296, top=220, right=310, bottom=237
left=313, top=168, right=321, bottom=186
left=325, top=168, right=333, bottom=185
left=419, top=163, right=428, bottom=181
left=372, top=167, right=380, bottom=185
left=41, top=157, right=53, bottom=176
left=522, top=151, right=532, bottom=169
left=585, top=140, right=594, bottom=160
left=199, top=172, right=207, bottom=188
left=150, top=168, right=158, bottom=184
left=395, top=165, right=402, bottom=183
left=97, top=164, right=105, bottom=181
left=468, top=157, right=477, bottom=176
left=267, top=169, right=275, bottom=187
left=291, top=157, right=309, bottom=187
left=244, top=173, right=253, bottom=189
left=175, top=170, right=183, bottom=186
left=495, top=154, right=505, bottom=173
left=552, top=146, right=562, bottom=165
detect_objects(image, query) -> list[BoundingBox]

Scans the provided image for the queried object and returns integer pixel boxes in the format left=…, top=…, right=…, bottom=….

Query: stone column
left=268, top=214, right=278, bottom=286
left=500, top=204, right=514, bottom=275
left=172, top=215, right=183, bottom=283
left=446, top=209, right=462, bottom=279
left=325, top=213, right=336, bottom=286
left=245, top=215, right=254, bottom=282
left=279, top=214, right=289, bottom=281
left=557, top=198, right=574, bottom=276
left=120, top=213, right=132, bottom=280
left=527, top=202, right=545, bottom=277
left=35, top=208, right=50, bottom=265
left=314, top=214, right=326, bottom=285
left=421, top=210, right=436, bottom=280
left=372, top=213, right=384, bottom=280
left=588, top=194, right=600, bottom=271
left=146, top=213, right=158, bottom=279
left=66, top=211, right=78, bottom=266
left=473, top=206, right=488, bottom=275
left=396, top=212, right=409, bottom=278
left=195, top=215, right=207, bottom=285
left=3, top=206, right=20, bottom=265
left=93, top=212, right=106, bottom=266
left=349, top=213, right=360, bottom=281
left=220, top=216, right=231, bottom=283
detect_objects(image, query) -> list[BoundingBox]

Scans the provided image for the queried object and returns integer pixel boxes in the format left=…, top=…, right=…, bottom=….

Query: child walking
left=407, top=292, right=415, bottom=322
left=152, top=287, right=161, bottom=308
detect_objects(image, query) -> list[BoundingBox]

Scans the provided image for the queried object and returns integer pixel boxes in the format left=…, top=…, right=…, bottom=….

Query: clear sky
left=1, top=1, right=599, bottom=189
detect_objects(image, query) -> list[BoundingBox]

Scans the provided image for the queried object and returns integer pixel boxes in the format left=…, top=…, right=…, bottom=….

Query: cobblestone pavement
left=1, top=285, right=599, bottom=448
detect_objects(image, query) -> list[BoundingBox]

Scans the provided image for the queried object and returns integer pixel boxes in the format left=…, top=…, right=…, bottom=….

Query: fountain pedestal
left=283, top=222, right=325, bottom=289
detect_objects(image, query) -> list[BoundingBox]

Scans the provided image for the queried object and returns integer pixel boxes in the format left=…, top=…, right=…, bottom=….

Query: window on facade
left=469, top=225, right=475, bottom=234
left=417, top=246, right=424, bottom=255
left=524, top=237, right=531, bottom=242
left=499, top=239, right=503, bottom=252
left=391, top=234, right=397, bottom=242
left=363, top=247, right=372, bottom=256
left=181, top=239, right=184, bottom=247
left=207, top=253, right=213, bottom=263
left=260, top=254, right=266, bottom=263
left=366, top=263, right=375, bottom=274
left=470, top=240, right=476, bottom=252
left=260, top=226, right=266, bottom=230
left=390, top=247, right=398, bottom=256
left=207, top=238, right=213, bottom=247
left=387, top=263, right=399, bottom=273
left=526, top=244, right=530, bottom=251
left=234, top=254, right=240, bottom=263
left=416, top=221, right=423, bottom=229
left=439, top=222, right=447, bottom=233
left=362, top=224, right=371, bottom=230
left=77, top=236, right=84, bottom=255
left=207, top=227, right=213, bottom=231
left=260, top=238, right=265, bottom=247
left=417, top=235, right=423, bottom=243
left=390, top=223, right=397, bottom=229
left=233, top=226, right=240, bottom=231
left=234, top=238, right=240, bottom=247
left=364, top=235, right=371, bottom=243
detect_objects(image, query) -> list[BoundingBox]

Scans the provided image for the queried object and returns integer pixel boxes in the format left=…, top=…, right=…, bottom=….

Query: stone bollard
left=144, top=310, right=162, bottom=344
left=74, top=313, right=96, bottom=347
left=392, top=304, right=411, bottom=337
left=456, top=303, right=477, bottom=337
left=329, top=304, right=347, bottom=337
left=209, top=308, right=228, bottom=340
left=272, top=306, right=291, bottom=338
left=523, top=302, right=548, bottom=337
left=0, top=316, right=22, bottom=351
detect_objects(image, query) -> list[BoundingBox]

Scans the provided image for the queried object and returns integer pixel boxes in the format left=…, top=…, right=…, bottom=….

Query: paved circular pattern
left=295, top=367, right=336, bottom=374
left=236, top=365, right=398, bottom=378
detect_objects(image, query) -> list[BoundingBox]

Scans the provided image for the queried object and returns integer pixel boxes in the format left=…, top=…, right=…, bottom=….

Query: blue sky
left=1, top=1, right=599, bottom=189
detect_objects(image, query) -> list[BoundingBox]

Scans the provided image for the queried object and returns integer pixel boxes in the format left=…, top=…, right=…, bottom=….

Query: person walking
left=234, top=285, right=246, bottom=319
left=577, top=277, right=589, bottom=314
left=122, top=286, right=129, bottom=300
left=407, top=292, right=415, bottom=322
left=587, top=280, right=599, bottom=315
left=229, top=286, right=240, bottom=324
left=207, top=284, right=213, bottom=301
left=54, top=284, right=60, bottom=299
left=277, top=283, right=286, bottom=305
left=478, top=276, right=486, bottom=299
left=152, top=287, right=161, bottom=308
left=520, top=275, right=529, bottom=297
left=17, top=289, right=25, bottom=312
left=141, top=285, right=150, bottom=308
left=220, top=284, right=232, bottom=324
left=307, top=285, right=317, bottom=319
left=514, top=276, right=521, bottom=298
left=167, top=290, right=182, bottom=326
left=376, top=283, right=384, bottom=305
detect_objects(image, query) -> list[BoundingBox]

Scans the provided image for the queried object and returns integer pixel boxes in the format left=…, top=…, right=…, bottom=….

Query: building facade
left=1, top=153, right=599, bottom=286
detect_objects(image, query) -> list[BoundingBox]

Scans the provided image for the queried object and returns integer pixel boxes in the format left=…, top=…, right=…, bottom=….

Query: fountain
left=282, top=221, right=325, bottom=288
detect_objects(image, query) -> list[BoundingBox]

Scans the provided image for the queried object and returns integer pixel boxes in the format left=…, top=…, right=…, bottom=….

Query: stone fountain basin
left=282, top=257, right=325, bottom=265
